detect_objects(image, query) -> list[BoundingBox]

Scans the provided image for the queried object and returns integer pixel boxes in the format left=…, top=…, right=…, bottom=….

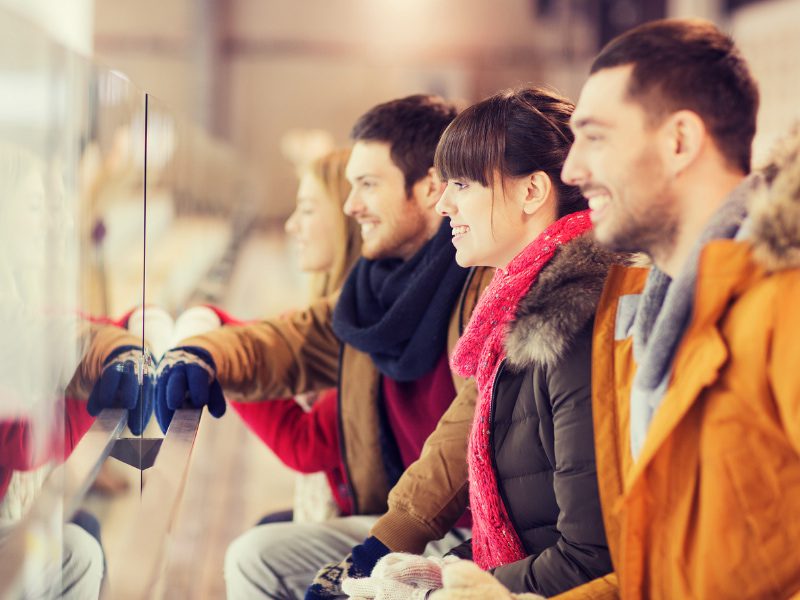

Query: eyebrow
left=571, top=116, right=612, bottom=130
left=351, top=174, right=379, bottom=182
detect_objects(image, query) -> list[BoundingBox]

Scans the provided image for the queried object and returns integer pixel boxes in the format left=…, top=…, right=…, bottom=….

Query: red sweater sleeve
left=230, top=389, right=341, bottom=474
left=0, top=398, right=94, bottom=470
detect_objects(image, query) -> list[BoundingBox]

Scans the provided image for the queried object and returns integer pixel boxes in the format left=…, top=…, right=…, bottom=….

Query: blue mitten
left=154, top=346, right=225, bottom=433
left=305, top=536, right=389, bottom=599
left=87, top=345, right=154, bottom=436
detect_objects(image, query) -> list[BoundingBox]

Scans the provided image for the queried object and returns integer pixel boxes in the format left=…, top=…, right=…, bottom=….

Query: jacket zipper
left=487, top=359, right=525, bottom=541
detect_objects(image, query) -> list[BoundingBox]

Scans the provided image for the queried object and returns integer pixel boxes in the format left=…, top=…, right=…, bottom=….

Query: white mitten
left=127, top=305, right=174, bottom=361
left=343, top=552, right=456, bottom=600
left=343, top=576, right=430, bottom=600
left=429, top=560, right=545, bottom=600
left=171, top=305, right=222, bottom=345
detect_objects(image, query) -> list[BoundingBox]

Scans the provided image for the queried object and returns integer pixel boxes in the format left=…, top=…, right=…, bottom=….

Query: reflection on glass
left=0, top=8, right=148, bottom=597
left=0, top=7, right=257, bottom=594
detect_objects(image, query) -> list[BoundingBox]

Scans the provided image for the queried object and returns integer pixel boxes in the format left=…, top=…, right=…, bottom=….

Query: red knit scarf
left=450, top=210, right=592, bottom=570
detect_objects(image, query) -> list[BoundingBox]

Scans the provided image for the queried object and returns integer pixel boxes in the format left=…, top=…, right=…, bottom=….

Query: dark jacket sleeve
left=493, top=327, right=612, bottom=596
left=444, top=538, right=473, bottom=561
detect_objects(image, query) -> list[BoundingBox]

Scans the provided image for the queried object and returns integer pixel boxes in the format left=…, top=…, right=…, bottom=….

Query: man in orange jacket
left=558, top=18, right=800, bottom=599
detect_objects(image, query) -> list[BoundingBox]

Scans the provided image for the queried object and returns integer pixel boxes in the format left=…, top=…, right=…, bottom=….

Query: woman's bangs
left=435, top=109, right=498, bottom=187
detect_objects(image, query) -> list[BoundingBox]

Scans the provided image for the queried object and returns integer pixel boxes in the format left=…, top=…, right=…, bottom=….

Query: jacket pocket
left=722, top=445, right=783, bottom=596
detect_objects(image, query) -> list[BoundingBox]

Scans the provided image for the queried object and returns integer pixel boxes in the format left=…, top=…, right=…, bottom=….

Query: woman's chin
left=454, top=251, right=476, bottom=269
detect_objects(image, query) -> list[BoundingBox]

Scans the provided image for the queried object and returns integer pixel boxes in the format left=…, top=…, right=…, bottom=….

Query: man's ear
left=418, top=167, right=445, bottom=210
left=519, top=171, right=552, bottom=216
left=661, top=110, right=706, bottom=177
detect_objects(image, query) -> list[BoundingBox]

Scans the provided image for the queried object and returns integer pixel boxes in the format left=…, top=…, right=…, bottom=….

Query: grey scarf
left=629, top=177, right=757, bottom=458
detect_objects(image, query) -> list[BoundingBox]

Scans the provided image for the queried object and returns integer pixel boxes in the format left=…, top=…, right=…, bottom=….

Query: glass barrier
left=69, top=67, right=149, bottom=599
left=0, top=8, right=147, bottom=597
left=0, top=8, right=256, bottom=596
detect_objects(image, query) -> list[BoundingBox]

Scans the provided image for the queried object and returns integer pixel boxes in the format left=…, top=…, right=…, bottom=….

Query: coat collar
left=624, top=240, right=765, bottom=490
left=748, top=125, right=800, bottom=272
left=504, top=234, right=619, bottom=371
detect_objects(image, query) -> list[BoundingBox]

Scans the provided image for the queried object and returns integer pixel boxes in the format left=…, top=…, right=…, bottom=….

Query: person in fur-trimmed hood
left=557, top=18, right=800, bottom=600
left=340, top=87, right=617, bottom=600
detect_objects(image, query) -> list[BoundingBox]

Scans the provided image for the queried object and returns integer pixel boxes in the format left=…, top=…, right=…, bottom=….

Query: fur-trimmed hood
left=749, top=125, right=800, bottom=272
left=504, top=234, right=618, bottom=371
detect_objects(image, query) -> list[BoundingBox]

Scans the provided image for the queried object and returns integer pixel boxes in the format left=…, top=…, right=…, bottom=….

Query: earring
left=523, top=204, right=536, bottom=215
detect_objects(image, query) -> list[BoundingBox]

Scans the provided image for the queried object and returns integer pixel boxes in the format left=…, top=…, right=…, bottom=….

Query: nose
left=285, top=208, right=299, bottom=235
left=561, top=145, right=588, bottom=187
left=343, top=188, right=362, bottom=217
left=435, top=185, right=456, bottom=217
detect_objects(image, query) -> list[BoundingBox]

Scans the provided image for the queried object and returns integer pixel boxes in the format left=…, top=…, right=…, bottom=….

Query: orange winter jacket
left=556, top=232, right=800, bottom=597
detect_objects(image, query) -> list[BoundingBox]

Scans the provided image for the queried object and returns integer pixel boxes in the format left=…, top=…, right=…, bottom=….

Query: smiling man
left=559, top=18, right=800, bottom=599
left=344, top=122, right=442, bottom=262
left=154, top=95, right=493, bottom=599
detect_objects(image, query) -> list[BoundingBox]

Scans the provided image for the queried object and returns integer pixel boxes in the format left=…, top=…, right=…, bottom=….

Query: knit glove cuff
left=154, top=345, right=224, bottom=433
left=87, top=344, right=155, bottom=435
left=156, top=346, right=216, bottom=380
left=352, top=536, right=391, bottom=575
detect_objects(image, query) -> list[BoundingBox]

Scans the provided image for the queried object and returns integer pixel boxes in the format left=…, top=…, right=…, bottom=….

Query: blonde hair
left=303, top=148, right=361, bottom=299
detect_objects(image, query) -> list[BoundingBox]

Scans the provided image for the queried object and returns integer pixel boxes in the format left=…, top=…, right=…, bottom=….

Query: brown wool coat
left=68, top=321, right=145, bottom=400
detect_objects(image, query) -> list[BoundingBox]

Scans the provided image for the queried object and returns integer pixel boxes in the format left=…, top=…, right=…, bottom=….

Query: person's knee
left=62, top=524, right=104, bottom=599
left=226, top=527, right=261, bottom=578
left=225, top=525, right=284, bottom=593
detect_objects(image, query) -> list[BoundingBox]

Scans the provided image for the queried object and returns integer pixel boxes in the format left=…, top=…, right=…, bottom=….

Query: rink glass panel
left=0, top=9, right=147, bottom=595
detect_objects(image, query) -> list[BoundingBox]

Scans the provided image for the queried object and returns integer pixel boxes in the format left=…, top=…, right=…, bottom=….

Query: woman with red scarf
left=344, top=87, right=617, bottom=599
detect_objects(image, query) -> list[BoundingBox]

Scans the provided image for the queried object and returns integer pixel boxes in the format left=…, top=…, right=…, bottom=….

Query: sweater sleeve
left=229, top=389, right=341, bottom=474
left=180, top=295, right=340, bottom=402
left=65, top=321, right=144, bottom=401
left=0, top=397, right=96, bottom=471
left=493, top=327, right=612, bottom=597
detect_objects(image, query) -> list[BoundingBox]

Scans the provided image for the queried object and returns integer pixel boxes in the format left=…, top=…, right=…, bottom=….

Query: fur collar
left=749, top=125, right=800, bottom=272
left=504, top=234, right=617, bottom=370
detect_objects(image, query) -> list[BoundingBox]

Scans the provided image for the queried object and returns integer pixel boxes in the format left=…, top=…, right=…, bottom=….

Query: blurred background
left=0, top=0, right=798, bottom=597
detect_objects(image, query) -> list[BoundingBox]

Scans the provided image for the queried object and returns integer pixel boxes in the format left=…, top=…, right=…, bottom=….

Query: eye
left=581, top=130, right=604, bottom=143
left=450, top=181, right=468, bottom=191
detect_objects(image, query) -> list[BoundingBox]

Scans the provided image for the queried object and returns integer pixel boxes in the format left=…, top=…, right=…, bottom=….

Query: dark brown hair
left=434, top=86, right=586, bottom=218
left=591, top=18, right=759, bottom=174
left=351, top=94, right=458, bottom=195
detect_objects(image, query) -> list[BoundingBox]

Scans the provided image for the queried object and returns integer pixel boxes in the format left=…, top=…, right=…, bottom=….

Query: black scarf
left=333, top=221, right=468, bottom=382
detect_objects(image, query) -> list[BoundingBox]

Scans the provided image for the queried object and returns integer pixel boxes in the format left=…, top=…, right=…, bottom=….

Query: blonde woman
left=224, top=148, right=361, bottom=520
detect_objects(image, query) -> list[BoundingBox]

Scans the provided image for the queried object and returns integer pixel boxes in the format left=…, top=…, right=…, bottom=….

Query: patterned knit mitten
left=305, top=537, right=389, bottom=599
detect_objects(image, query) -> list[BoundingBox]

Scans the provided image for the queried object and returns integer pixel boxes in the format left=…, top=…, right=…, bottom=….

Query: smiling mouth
left=581, top=187, right=611, bottom=218
left=587, top=195, right=610, bottom=212
left=451, top=225, right=470, bottom=236
left=360, top=222, right=378, bottom=236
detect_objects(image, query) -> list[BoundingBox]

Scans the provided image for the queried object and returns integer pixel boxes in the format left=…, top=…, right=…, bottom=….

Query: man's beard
left=600, top=150, right=679, bottom=260
left=600, top=186, right=679, bottom=263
